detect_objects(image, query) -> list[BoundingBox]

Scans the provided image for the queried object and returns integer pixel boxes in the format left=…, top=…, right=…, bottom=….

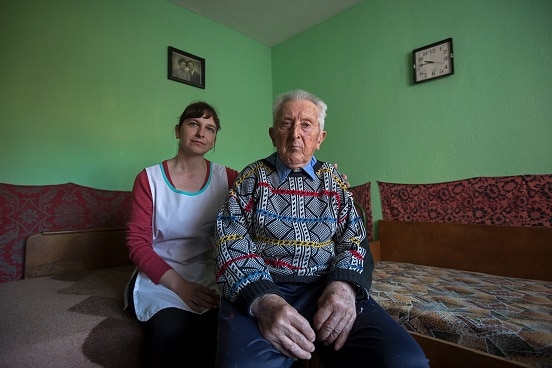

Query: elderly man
left=213, top=89, right=428, bottom=368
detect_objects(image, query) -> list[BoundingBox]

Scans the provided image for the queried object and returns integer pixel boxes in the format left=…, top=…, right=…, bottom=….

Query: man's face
left=269, top=99, right=326, bottom=169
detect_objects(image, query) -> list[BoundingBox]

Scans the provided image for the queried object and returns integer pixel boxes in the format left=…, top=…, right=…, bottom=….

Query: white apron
left=133, top=162, right=229, bottom=321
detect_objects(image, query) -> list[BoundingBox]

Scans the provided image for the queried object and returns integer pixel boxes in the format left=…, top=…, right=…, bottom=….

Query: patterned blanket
left=371, top=261, right=552, bottom=368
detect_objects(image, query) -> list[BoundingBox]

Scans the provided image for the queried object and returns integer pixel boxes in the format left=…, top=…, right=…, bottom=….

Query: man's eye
left=280, top=121, right=292, bottom=129
left=301, top=122, right=313, bottom=130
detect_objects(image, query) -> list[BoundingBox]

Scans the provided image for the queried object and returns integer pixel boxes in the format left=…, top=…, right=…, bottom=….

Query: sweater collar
left=270, top=152, right=317, bottom=182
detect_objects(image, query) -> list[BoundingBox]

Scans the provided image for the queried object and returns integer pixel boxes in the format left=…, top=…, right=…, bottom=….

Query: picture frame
left=167, top=46, right=205, bottom=89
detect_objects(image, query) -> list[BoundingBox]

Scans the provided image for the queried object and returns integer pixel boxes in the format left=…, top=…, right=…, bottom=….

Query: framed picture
left=167, top=46, right=205, bottom=89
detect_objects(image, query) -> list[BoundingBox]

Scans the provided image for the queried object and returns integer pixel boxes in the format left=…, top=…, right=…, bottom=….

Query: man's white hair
left=272, top=89, right=327, bottom=131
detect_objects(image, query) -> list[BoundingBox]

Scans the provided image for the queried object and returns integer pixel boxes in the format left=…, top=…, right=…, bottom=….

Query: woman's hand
left=160, top=269, right=220, bottom=312
left=333, top=163, right=350, bottom=187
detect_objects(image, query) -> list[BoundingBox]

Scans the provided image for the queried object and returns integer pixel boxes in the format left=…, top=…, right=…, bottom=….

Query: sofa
left=0, top=182, right=144, bottom=367
left=369, top=174, right=552, bottom=368
left=2, top=176, right=549, bottom=368
left=0, top=181, right=371, bottom=368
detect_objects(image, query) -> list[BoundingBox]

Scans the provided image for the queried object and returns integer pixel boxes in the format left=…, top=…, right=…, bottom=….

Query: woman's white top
left=132, top=162, right=229, bottom=321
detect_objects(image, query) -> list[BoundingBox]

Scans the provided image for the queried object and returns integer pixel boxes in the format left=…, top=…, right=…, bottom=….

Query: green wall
left=272, top=0, right=552, bottom=223
left=0, top=0, right=273, bottom=190
left=2, top=0, right=551, bottom=234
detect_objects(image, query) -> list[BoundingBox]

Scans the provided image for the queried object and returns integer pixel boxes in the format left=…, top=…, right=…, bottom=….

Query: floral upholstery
left=349, top=182, right=372, bottom=242
left=0, top=183, right=131, bottom=282
left=378, top=174, right=552, bottom=227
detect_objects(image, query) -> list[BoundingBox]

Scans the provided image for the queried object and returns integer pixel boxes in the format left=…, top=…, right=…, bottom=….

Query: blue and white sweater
left=214, top=153, right=373, bottom=314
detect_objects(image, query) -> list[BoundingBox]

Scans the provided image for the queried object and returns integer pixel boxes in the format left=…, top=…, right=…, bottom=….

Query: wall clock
left=412, top=38, right=454, bottom=84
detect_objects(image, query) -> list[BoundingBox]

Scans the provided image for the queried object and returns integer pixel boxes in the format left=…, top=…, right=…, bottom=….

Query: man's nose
left=291, top=122, right=302, bottom=136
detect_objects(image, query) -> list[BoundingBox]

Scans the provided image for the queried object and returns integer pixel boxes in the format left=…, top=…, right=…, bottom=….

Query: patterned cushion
left=378, top=174, right=552, bottom=227
left=0, top=183, right=131, bottom=282
left=349, top=182, right=372, bottom=242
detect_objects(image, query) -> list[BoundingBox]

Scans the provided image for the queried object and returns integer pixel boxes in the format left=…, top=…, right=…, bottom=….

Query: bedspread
left=371, top=261, right=552, bottom=368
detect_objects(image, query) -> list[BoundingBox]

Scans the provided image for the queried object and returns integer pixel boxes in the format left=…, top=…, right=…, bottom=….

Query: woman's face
left=176, top=115, right=217, bottom=156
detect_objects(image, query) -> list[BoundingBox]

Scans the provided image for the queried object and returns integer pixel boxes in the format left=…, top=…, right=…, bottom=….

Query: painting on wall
left=167, top=46, right=205, bottom=89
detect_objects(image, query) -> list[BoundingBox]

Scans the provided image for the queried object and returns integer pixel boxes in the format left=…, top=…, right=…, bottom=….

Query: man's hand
left=313, top=281, right=357, bottom=350
left=251, top=294, right=316, bottom=360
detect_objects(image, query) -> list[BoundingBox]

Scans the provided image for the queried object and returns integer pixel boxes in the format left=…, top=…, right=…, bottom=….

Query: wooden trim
left=39, top=227, right=125, bottom=235
left=410, top=332, right=531, bottom=368
left=378, top=220, right=552, bottom=281
left=24, top=229, right=131, bottom=278
left=369, top=240, right=380, bottom=262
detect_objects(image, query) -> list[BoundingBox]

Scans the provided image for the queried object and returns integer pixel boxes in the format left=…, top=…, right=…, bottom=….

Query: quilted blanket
left=371, top=261, right=552, bottom=368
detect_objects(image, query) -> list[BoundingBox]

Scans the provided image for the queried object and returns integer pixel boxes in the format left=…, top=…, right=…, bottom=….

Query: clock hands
left=420, top=60, right=444, bottom=66
left=412, top=38, right=454, bottom=83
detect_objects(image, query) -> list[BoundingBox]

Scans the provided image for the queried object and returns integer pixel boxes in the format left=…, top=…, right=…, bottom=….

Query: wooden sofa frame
left=24, top=228, right=130, bottom=278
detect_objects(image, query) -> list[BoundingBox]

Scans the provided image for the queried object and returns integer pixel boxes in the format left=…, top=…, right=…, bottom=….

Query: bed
left=367, top=175, right=552, bottom=368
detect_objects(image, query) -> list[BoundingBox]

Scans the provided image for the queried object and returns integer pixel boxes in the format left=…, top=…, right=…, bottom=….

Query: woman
left=124, top=101, right=238, bottom=367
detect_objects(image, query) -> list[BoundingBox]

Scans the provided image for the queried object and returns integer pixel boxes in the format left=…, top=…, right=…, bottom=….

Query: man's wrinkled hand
left=313, top=281, right=357, bottom=350
left=252, top=294, right=316, bottom=360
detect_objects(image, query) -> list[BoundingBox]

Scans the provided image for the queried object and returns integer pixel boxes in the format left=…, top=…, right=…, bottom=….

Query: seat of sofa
left=0, top=264, right=144, bottom=368
left=371, top=261, right=552, bottom=368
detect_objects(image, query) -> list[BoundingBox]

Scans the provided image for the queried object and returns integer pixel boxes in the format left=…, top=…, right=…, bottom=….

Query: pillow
left=349, top=182, right=373, bottom=242
left=378, top=174, right=552, bottom=227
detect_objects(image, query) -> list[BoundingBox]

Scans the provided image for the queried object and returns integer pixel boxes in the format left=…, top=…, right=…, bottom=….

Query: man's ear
left=316, top=130, right=327, bottom=149
left=269, top=127, right=277, bottom=147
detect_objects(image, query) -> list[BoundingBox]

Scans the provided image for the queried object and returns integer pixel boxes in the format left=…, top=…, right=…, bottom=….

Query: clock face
left=413, top=38, right=454, bottom=84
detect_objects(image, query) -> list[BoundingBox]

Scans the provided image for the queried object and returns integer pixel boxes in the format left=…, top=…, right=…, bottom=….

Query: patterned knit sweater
left=214, top=153, right=373, bottom=314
